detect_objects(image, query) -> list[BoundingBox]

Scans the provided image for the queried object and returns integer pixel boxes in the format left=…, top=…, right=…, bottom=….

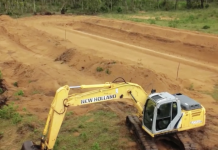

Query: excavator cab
left=141, top=91, right=205, bottom=137
left=142, top=92, right=182, bottom=137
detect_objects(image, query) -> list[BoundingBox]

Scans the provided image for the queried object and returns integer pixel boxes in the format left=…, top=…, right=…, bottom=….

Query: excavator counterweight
left=20, top=78, right=205, bottom=150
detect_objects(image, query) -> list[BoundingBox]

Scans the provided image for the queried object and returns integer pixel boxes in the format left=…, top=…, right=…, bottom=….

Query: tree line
left=0, top=0, right=217, bottom=16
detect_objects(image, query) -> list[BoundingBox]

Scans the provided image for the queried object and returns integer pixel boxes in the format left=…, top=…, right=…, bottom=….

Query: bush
left=149, top=19, right=156, bottom=24
left=80, top=132, right=88, bottom=142
left=15, top=90, right=24, bottom=96
left=205, top=4, right=209, bottom=8
left=0, top=103, right=22, bottom=124
left=100, top=6, right=109, bottom=13
left=169, top=19, right=179, bottom=28
left=96, top=67, right=104, bottom=72
left=117, top=7, right=122, bottom=13
left=13, top=82, right=18, bottom=87
left=0, top=70, right=2, bottom=79
left=202, top=25, right=210, bottom=29
left=92, top=142, right=100, bottom=150
left=105, top=69, right=111, bottom=74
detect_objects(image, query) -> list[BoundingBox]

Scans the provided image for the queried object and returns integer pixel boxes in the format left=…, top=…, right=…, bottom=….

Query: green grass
left=32, top=90, right=42, bottom=95
left=0, top=88, right=3, bottom=94
left=0, top=131, right=3, bottom=138
left=0, top=107, right=134, bottom=150
left=206, top=84, right=218, bottom=101
left=105, top=69, right=111, bottom=75
left=14, top=90, right=24, bottom=96
left=96, top=67, right=104, bottom=72
left=0, top=115, right=44, bottom=149
left=0, top=104, right=44, bottom=149
left=53, top=110, right=129, bottom=150
left=13, top=82, right=18, bottom=87
left=187, top=83, right=194, bottom=91
left=0, top=70, right=2, bottom=79
left=99, top=7, right=218, bottom=34
left=0, top=103, right=22, bottom=124
left=201, top=84, right=218, bottom=101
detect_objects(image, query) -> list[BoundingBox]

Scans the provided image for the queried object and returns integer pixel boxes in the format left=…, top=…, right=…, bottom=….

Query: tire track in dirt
left=21, top=20, right=217, bottom=94
left=56, top=26, right=218, bottom=73
left=0, top=26, right=41, bottom=55
left=78, top=17, right=218, bottom=51
left=0, top=26, right=60, bottom=81
left=52, top=16, right=218, bottom=65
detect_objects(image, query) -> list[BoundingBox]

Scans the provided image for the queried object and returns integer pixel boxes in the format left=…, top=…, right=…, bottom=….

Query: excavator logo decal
left=190, top=120, right=202, bottom=124
left=81, top=94, right=117, bottom=104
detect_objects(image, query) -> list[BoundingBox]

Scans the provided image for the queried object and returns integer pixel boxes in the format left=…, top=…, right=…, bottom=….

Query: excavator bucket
left=21, top=141, right=40, bottom=150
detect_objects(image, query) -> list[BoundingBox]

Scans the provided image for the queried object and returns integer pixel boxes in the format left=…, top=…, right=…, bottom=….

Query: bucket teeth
left=21, top=141, right=40, bottom=150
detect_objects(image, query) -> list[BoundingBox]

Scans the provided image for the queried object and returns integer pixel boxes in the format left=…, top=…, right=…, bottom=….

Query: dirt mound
left=0, top=15, right=13, bottom=22
left=54, top=48, right=181, bottom=93
left=189, top=112, right=218, bottom=150
left=1, top=60, right=62, bottom=97
left=62, top=17, right=218, bottom=65
left=54, top=48, right=76, bottom=62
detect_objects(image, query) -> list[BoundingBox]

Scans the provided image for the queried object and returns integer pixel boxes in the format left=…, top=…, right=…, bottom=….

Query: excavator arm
left=21, top=80, right=149, bottom=150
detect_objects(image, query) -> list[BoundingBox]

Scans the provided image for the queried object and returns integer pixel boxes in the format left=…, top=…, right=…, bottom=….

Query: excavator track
left=155, top=131, right=198, bottom=150
left=126, top=115, right=199, bottom=150
left=176, top=131, right=197, bottom=150
left=126, top=115, right=158, bottom=150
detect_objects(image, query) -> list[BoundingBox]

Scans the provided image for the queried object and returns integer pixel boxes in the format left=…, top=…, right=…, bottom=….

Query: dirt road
left=0, top=14, right=218, bottom=150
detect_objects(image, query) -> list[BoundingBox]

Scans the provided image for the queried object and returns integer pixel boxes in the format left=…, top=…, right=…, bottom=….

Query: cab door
left=143, top=98, right=156, bottom=131
left=154, top=101, right=181, bottom=134
left=155, top=102, right=172, bottom=132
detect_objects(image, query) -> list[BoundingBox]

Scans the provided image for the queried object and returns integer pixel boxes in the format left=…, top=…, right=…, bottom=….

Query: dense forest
left=0, top=0, right=217, bottom=16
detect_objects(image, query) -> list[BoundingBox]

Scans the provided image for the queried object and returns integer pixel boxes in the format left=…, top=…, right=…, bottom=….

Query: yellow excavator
left=21, top=77, right=206, bottom=150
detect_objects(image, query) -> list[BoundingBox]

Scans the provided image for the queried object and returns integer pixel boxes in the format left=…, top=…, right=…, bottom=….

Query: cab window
left=156, top=103, right=171, bottom=131
left=143, top=99, right=156, bottom=130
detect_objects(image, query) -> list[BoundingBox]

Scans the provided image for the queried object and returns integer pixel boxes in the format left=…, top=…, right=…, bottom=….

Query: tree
left=86, top=0, right=102, bottom=14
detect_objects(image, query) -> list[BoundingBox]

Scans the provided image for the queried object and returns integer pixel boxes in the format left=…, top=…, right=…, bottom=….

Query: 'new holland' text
left=81, top=94, right=116, bottom=104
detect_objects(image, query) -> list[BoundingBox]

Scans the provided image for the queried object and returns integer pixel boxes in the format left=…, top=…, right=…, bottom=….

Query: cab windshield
left=143, top=99, right=156, bottom=130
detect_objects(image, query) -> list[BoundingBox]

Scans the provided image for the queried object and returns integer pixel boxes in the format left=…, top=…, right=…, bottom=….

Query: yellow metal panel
left=178, top=106, right=206, bottom=132
left=43, top=86, right=70, bottom=149
left=142, top=126, right=155, bottom=137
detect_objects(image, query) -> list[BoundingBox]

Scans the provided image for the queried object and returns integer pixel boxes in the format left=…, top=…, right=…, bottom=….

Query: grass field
left=0, top=103, right=134, bottom=150
left=54, top=110, right=132, bottom=150
left=100, top=7, right=218, bottom=34
left=204, top=84, right=218, bottom=101
left=0, top=104, right=43, bottom=150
